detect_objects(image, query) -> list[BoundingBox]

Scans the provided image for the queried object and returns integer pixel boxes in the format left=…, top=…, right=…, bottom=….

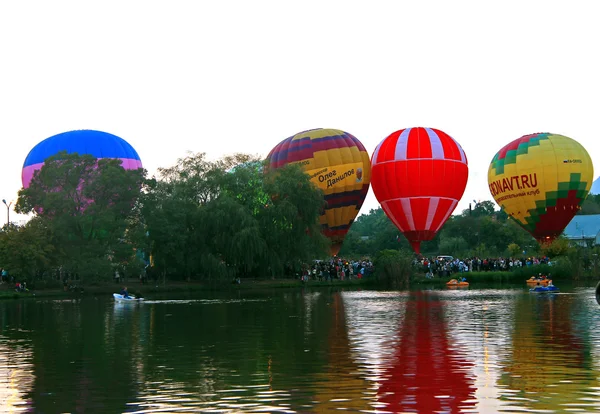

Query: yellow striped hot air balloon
left=488, top=133, right=593, bottom=244
left=266, top=128, right=371, bottom=255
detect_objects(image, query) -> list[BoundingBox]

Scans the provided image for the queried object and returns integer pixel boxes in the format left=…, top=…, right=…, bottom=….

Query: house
left=563, top=214, right=600, bottom=246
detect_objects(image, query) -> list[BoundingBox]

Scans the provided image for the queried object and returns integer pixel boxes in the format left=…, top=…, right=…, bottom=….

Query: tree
left=463, top=200, right=497, bottom=217
left=16, top=152, right=146, bottom=281
left=0, top=218, right=57, bottom=282
left=141, top=153, right=328, bottom=281
left=341, top=201, right=538, bottom=259
left=258, top=162, right=329, bottom=276
left=507, top=243, right=521, bottom=257
left=540, top=237, right=570, bottom=258
left=340, top=208, right=410, bottom=257
left=579, top=194, right=600, bottom=215
left=373, top=249, right=412, bottom=289
left=438, top=236, right=469, bottom=257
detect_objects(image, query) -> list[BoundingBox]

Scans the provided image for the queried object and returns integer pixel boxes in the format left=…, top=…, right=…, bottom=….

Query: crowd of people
left=0, top=268, right=29, bottom=292
left=300, top=257, right=374, bottom=282
left=415, top=255, right=552, bottom=278
left=296, top=254, right=555, bottom=283
left=0, top=268, right=31, bottom=292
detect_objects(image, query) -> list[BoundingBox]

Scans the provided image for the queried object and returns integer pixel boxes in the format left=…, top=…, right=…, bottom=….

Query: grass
left=410, top=264, right=597, bottom=286
left=3, top=263, right=593, bottom=300
left=0, top=276, right=376, bottom=301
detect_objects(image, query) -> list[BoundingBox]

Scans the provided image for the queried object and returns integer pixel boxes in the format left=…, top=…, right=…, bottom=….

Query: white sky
left=1, top=1, right=599, bottom=224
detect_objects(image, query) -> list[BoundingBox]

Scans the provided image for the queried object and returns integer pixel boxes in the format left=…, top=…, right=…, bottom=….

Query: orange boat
left=446, top=278, right=469, bottom=287
left=526, top=277, right=552, bottom=286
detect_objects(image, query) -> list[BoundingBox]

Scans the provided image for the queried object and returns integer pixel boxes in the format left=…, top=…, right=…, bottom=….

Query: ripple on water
left=4, top=287, right=600, bottom=412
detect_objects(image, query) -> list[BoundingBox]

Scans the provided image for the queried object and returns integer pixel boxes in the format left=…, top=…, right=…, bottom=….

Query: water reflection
left=125, top=293, right=305, bottom=412
left=311, top=292, right=372, bottom=411
left=499, top=291, right=600, bottom=411
left=341, top=291, right=477, bottom=412
left=3, top=287, right=600, bottom=412
left=376, top=291, right=476, bottom=412
left=0, top=302, right=35, bottom=413
left=0, top=338, right=34, bottom=412
left=442, top=289, right=518, bottom=412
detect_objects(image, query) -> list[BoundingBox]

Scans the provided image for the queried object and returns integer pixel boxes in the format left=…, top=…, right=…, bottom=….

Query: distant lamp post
left=2, top=199, right=12, bottom=226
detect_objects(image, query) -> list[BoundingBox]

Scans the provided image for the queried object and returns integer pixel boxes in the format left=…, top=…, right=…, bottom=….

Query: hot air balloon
left=488, top=133, right=593, bottom=244
left=22, top=129, right=143, bottom=189
left=379, top=291, right=475, bottom=412
left=370, top=127, right=469, bottom=254
left=266, top=128, right=371, bottom=255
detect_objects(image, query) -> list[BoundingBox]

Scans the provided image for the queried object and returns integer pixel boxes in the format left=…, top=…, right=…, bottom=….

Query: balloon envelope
left=370, top=127, right=469, bottom=254
left=267, top=128, right=371, bottom=255
left=22, top=129, right=143, bottom=189
left=488, top=132, right=593, bottom=243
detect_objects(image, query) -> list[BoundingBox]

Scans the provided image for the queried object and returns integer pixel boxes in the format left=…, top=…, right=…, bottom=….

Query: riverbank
left=0, top=277, right=376, bottom=300
left=3, top=267, right=596, bottom=300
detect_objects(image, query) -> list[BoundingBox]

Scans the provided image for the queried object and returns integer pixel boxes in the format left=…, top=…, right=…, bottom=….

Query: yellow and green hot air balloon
left=267, top=128, right=371, bottom=255
left=488, top=133, right=593, bottom=244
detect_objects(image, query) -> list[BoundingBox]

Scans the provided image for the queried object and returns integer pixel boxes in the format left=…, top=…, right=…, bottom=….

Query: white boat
left=113, top=293, right=143, bottom=302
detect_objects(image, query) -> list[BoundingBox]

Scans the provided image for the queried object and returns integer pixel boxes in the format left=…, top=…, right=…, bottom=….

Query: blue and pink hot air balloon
left=22, top=129, right=143, bottom=189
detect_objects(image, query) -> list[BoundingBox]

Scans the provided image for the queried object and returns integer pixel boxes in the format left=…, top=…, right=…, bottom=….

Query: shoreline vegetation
left=3, top=263, right=599, bottom=301
left=8, top=152, right=600, bottom=300
left=0, top=278, right=378, bottom=300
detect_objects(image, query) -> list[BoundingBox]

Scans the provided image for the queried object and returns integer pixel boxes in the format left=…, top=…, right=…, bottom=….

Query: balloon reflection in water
left=312, top=293, right=372, bottom=411
left=377, top=291, right=476, bottom=412
left=500, top=294, right=593, bottom=409
left=0, top=340, right=35, bottom=411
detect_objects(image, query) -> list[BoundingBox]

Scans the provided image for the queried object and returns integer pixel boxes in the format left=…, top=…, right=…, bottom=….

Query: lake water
left=2, top=284, right=600, bottom=413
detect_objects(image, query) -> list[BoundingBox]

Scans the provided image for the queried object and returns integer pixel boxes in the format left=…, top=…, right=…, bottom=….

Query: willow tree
left=258, top=162, right=329, bottom=276
left=141, top=152, right=328, bottom=281
left=219, top=158, right=329, bottom=278
left=141, top=152, right=218, bottom=281
left=16, top=152, right=146, bottom=281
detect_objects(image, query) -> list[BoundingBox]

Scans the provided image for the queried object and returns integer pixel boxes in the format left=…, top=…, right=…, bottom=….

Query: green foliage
left=342, top=201, right=538, bottom=258
left=258, top=163, right=329, bottom=276
left=554, top=245, right=600, bottom=280
left=14, top=152, right=146, bottom=281
left=462, top=200, right=497, bottom=217
left=438, top=236, right=469, bottom=257
left=507, top=243, right=521, bottom=257
left=540, top=237, right=571, bottom=258
left=0, top=219, right=56, bottom=281
left=4, top=151, right=328, bottom=284
left=12, top=150, right=599, bottom=286
left=473, top=243, right=491, bottom=259
left=578, top=194, right=600, bottom=215
left=339, top=208, right=408, bottom=257
left=140, top=152, right=328, bottom=282
left=373, top=249, right=412, bottom=289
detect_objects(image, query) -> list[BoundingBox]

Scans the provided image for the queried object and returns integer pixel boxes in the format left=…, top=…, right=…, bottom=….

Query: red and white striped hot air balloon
left=370, top=127, right=469, bottom=254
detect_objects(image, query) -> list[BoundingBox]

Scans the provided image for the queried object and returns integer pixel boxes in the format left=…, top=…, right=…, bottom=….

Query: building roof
left=563, top=214, right=600, bottom=239
left=591, top=176, right=600, bottom=195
